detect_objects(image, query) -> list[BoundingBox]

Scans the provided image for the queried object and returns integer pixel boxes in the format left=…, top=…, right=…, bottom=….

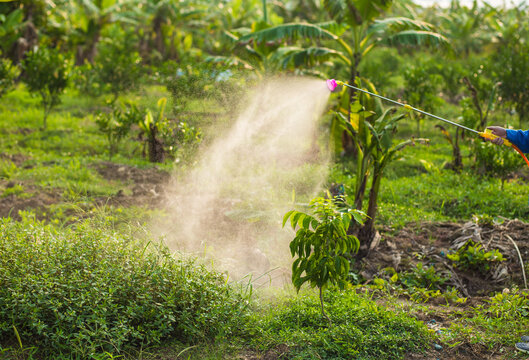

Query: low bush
left=21, top=47, right=70, bottom=129
left=0, top=216, right=250, bottom=357
left=250, top=290, right=431, bottom=360
left=0, top=55, right=19, bottom=99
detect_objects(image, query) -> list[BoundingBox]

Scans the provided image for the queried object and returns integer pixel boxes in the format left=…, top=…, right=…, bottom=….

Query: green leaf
left=289, top=238, right=298, bottom=256
left=239, top=23, right=339, bottom=43
left=280, top=46, right=351, bottom=68
left=282, top=210, right=295, bottom=228
left=384, top=30, right=450, bottom=49
left=369, top=17, right=433, bottom=35
left=302, top=215, right=312, bottom=230
left=291, top=212, right=305, bottom=229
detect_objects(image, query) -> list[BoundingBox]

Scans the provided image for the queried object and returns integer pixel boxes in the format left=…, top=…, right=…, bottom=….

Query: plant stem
left=262, top=0, right=268, bottom=23
left=319, top=287, right=331, bottom=325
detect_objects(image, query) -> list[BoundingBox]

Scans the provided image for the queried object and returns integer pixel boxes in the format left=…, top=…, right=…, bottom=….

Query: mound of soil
left=363, top=219, right=529, bottom=297
left=93, top=161, right=171, bottom=208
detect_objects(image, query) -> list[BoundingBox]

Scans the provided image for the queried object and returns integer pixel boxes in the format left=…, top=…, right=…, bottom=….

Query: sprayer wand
left=326, top=79, right=529, bottom=168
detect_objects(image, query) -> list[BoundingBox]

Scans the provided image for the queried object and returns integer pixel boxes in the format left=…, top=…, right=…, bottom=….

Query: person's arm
left=487, top=126, right=529, bottom=153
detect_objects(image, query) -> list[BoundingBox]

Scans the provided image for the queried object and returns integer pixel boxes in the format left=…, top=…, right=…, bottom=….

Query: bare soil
left=363, top=220, right=529, bottom=297
left=0, top=182, right=61, bottom=220
left=92, top=161, right=171, bottom=207
left=0, top=161, right=171, bottom=219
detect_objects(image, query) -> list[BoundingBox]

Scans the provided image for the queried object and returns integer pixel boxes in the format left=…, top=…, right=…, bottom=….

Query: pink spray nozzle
left=326, top=79, right=338, bottom=92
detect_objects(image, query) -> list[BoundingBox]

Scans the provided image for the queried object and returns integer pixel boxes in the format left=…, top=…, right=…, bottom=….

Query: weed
left=399, top=262, right=450, bottom=290
left=0, top=216, right=251, bottom=357
left=447, top=241, right=505, bottom=273
left=1, top=184, right=29, bottom=199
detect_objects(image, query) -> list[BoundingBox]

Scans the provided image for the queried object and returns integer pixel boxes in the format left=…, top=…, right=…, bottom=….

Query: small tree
left=95, top=103, right=142, bottom=159
left=93, top=41, right=142, bottom=104
left=403, top=60, right=444, bottom=136
left=283, top=197, right=364, bottom=322
left=334, top=87, right=428, bottom=253
left=22, top=47, right=70, bottom=129
left=138, top=97, right=202, bottom=163
left=0, top=55, right=19, bottom=98
left=139, top=97, right=168, bottom=163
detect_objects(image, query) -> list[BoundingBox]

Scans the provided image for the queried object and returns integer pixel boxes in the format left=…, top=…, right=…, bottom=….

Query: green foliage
left=92, top=41, right=142, bottom=103
left=283, top=197, right=363, bottom=319
left=335, top=88, right=429, bottom=246
left=493, top=19, right=529, bottom=125
left=158, top=118, right=202, bottom=161
left=473, top=140, right=520, bottom=189
left=1, top=183, right=28, bottom=198
left=250, top=290, right=431, bottom=360
left=0, top=7, right=23, bottom=55
left=0, top=159, right=17, bottom=179
left=284, top=197, right=362, bottom=291
left=139, top=97, right=202, bottom=163
left=403, top=60, right=445, bottom=134
left=71, top=62, right=104, bottom=98
left=0, top=216, right=250, bottom=357
left=0, top=55, right=18, bottom=98
left=164, top=62, right=243, bottom=111
left=95, top=102, right=142, bottom=159
left=21, top=47, right=70, bottom=129
left=447, top=240, right=505, bottom=273
left=399, top=262, right=450, bottom=290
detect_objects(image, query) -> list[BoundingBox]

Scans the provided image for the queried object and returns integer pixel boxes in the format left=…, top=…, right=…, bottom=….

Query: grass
left=248, top=290, right=432, bottom=360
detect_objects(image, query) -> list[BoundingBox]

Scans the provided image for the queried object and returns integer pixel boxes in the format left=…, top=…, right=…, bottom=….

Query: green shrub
left=139, top=97, right=202, bottom=163
left=95, top=102, right=143, bottom=159
left=21, top=47, right=70, bottom=129
left=447, top=240, right=505, bottom=273
left=473, top=139, right=520, bottom=189
left=164, top=61, right=244, bottom=111
left=0, top=216, right=250, bottom=357
left=93, top=41, right=142, bottom=103
left=71, top=62, right=104, bottom=98
left=399, top=262, right=450, bottom=290
left=0, top=55, right=19, bottom=99
left=250, top=291, right=431, bottom=360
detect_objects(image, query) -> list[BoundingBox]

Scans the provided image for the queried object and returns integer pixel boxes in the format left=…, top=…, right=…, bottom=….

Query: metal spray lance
left=326, top=79, right=529, bottom=168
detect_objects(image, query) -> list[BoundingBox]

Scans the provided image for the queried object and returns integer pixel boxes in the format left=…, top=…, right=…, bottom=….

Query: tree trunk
left=153, top=15, right=165, bottom=57
left=357, top=164, right=383, bottom=258
left=343, top=54, right=361, bottom=156
left=319, top=287, right=331, bottom=325
left=148, top=124, right=165, bottom=163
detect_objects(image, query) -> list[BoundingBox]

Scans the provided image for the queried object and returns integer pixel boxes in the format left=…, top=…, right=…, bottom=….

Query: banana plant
left=131, top=0, right=208, bottom=62
left=435, top=0, right=498, bottom=57
left=0, top=7, right=24, bottom=55
left=238, top=0, right=448, bottom=153
left=335, top=82, right=428, bottom=254
left=67, top=0, right=138, bottom=64
left=139, top=97, right=167, bottom=163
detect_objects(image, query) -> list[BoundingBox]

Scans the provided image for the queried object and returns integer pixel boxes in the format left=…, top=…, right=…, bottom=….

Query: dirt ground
left=364, top=220, right=529, bottom=297
left=0, top=160, right=171, bottom=220
left=92, top=161, right=171, bottom=207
